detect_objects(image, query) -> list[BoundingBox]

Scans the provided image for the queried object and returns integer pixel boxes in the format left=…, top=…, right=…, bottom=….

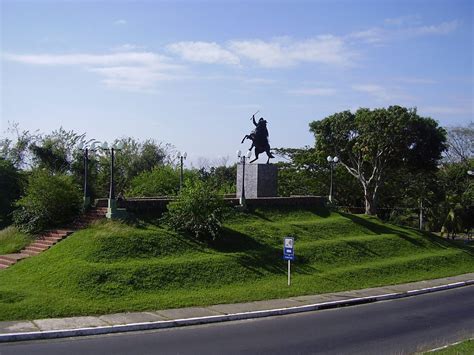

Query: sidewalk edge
left=1, top=279, right=473, bottom=343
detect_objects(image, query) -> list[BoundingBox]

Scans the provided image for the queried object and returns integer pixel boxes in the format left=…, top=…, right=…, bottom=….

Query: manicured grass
left=0, top=208, right=472, bottom=321
left=428, top=339, right=474, bottom=354
left=0, top=226, right=33, bottom=255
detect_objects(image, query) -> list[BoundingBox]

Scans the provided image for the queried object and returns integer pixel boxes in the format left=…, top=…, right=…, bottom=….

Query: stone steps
left=0, top=208, right=107, bottom=269
left=0, top=254, right=29, bottom=268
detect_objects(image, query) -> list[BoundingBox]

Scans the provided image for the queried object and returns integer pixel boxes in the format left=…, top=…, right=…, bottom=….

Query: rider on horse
left=253, top=116, right=269, bottom=140
left=241, top=115, right=274, bottom=163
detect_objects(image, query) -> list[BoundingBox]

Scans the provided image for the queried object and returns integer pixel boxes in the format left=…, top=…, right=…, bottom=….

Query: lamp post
left=237, top=150, right=252, bottom=208
left=179, top=151, right=187, bottom=191
left=100, top=141, right=124, bottom=218
left=77, top=142, right=98, bottom=210
left=326, top=155, right=339, bottom=203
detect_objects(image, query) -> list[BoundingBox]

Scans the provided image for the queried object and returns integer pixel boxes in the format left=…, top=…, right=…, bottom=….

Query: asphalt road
left=1, top=285, right=474, bottom=355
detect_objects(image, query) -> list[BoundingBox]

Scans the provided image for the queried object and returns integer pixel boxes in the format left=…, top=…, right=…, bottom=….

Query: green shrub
left=0, top=158, right=23, bottom=227
left=13, top=170, right=82, bottom=233
left=163, top=180, right=226, bottom=241
left=127, top=165, right=198, bottom=197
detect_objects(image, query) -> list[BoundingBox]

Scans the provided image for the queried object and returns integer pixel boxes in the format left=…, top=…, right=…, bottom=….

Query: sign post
left=283, top=237, right=294, bottom=286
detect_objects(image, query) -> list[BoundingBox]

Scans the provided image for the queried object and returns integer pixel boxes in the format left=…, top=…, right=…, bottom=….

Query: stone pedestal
left=236, top=164, right=278, bottom=199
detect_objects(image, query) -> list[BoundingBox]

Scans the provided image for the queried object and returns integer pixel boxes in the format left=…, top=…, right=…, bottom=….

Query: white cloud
left=229, top=39, right=292, bottom=67
left=88, top=66, right=174, bottom=91
left=352, top=84, right=415, bottom=103
left=349, top=28, right=386, bottom=44
left=393, top=77, right=437, bottom=85
left=4, top=52, right=172, bottom=66
left=4, top=52, right=182, bottom=91
left=287, top=88, right=337, bottom=96
left=349, top=19, right=460, bottom=45
left=384, top=15, right=422, bottom=26
left=229, top=35, right=354, bottom=68
left=114, top=19, right=127, bottom=25
left=408, top=20, right=460, bottom=35
left=167, top=41, right=240, bottom=65
left=112, top=44, right=145, bottom=52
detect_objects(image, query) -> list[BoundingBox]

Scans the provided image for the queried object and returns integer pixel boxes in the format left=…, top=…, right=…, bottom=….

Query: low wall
left=227, top=196, right=326, bottom=209
left=95, top=196, right=326, bottom=216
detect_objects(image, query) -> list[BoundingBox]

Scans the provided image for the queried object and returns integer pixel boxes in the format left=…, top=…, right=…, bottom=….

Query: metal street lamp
left=100, top=141, right=124, bottom=218
left=327, top=155, right=339, bottom=203
left=77, top=141, right=99, bottom=209
left=237, top=150, right=252, bottom=208
left=178, top=151, right=187, bottom=191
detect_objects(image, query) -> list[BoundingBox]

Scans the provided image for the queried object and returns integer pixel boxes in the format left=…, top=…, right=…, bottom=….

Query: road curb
left=1, top=280, right=473, bottom=343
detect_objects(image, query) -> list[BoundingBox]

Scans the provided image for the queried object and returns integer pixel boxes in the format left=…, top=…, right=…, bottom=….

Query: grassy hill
left=0, top=208, right=472, bottom=321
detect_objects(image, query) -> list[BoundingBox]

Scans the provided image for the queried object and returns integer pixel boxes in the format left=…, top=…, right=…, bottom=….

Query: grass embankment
left=0, top=227, right=33, bottom=255
left=0, top=208, right=472, bottom=321
left=427, top=339, right=474, bottom=354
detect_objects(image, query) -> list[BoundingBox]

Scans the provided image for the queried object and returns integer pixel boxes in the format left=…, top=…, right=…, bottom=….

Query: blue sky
left=1, top=0, right=472, bottom=166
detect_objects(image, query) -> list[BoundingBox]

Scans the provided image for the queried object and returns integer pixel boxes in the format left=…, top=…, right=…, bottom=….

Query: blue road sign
left=283, top=237, right=294, bottom=260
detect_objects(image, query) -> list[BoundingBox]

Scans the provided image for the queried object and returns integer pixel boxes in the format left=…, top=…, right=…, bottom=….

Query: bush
left=0, top=158, right=23, bottom=227
left=127, top=166, right=198, bottom=197
left=13, top=170, right=82, bottom=233
left=163, top=180, right=226, bottom=241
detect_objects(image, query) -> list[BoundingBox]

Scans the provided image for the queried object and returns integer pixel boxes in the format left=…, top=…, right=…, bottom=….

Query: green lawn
left=0, top=226, right=33, bottom=255
left=0, top=208, right=472, bottom=321
left=428, top=339, right=474, bottom=354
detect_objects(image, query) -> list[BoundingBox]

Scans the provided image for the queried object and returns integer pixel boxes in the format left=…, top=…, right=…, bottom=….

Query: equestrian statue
left=241, top=113, right=274, bottom=163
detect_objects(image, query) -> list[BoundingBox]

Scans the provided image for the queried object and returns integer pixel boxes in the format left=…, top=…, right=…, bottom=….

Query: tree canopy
left=309, top=106, right=447, bottom=214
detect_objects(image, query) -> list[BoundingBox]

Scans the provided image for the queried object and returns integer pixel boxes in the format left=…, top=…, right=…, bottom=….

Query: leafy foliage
left=437, top=160, right=474, bottom=237
left=164, top=180, right=226, bottom=241
left=30, top=128, right=85, bottom=174
left=310, top=106, right=447, bottom=214
left=89, top=138, right=174, bottom=198
left=0, top=122, right=37, bottom=169
left=0, top=158, right=23, bottom=227
left=274, top=147, right=364, bottom=207
left=1, top=123, right=175, bottom=200
left=197, top=165, right=236, bottom=194
left=13, top=170, right=82, bottom=233
left=444, top=123, right=474, bottom=163
left=127, top=165, right=198, bottom=197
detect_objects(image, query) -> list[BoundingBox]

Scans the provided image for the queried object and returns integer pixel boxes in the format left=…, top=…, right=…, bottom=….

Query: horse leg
left=241, top=135, right=249, bottom=144
left=266, top=146, right=274, bottom=158
left=250, top=151, right=259, bottom=163
left=265, top=149, right=274, bottom=164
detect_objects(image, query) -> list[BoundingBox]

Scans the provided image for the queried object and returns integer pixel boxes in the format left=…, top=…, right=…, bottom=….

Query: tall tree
left=444, top=123, right=474, bottom=163
left=309, top=106, right=447, bottom=215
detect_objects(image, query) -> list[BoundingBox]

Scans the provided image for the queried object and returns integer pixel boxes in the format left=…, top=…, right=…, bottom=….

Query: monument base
left=236, top=163, right=278, bottom=199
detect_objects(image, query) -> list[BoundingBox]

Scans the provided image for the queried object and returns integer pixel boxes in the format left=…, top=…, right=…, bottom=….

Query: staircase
left=0, top=207, right=107, bottom=269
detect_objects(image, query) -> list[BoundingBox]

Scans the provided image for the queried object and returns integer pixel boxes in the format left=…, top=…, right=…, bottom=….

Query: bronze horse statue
left=241, top=115, right=274, bottom=163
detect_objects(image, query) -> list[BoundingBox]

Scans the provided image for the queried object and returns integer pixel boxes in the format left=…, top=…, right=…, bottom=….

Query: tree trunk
left=363, top=186, right=377, bottom=215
